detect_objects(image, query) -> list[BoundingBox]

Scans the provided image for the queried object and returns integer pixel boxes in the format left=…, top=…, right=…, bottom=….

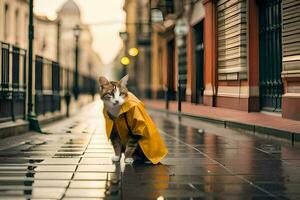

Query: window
left=165, top=0, right=174, bottom=15
left=24, top=13, right=28, bottom=40
left=15, top=9, right=19, bottom=44
left=4, top=4, right=9, bottom=40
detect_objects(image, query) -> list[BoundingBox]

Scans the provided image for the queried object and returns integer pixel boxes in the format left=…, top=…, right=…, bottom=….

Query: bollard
left=178, top=84, right=181, bottom=112
left=165, top=86, right=169, bottom=110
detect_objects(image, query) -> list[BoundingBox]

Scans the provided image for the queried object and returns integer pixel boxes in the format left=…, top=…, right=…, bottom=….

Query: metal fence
left=0, top=41, right=97, bottom=123
left=0, top=42, right=27, bottom=122
left=34, top=56, right=61, bottom=115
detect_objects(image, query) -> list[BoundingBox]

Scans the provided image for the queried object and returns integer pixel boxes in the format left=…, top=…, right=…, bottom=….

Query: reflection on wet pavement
left=150, top=111, right=300, bottom=200
left=0, top=101, right=299, bottom=199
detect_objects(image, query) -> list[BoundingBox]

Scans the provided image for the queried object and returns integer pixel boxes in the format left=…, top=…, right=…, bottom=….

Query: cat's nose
left=115, top=100, right=119, bottom=104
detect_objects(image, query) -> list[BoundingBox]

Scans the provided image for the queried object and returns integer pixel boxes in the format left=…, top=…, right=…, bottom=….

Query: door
left=259, top=0, right=283, bottom=112
left=192, top=21, right=204, bottom=104
left=167, top=39, right=175, bottom=100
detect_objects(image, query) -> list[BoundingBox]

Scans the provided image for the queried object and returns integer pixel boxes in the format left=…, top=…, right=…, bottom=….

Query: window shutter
left=282, top=0, right=300, bottom=77
left=217, top=0, right=247, bottom=80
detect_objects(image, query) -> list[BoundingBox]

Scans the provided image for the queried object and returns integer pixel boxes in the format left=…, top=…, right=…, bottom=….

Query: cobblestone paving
left=0, top=101, right=300, bottom=200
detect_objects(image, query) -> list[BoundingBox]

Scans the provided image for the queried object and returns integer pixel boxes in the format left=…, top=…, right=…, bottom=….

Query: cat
left=99, top=75, right=141, bottom=164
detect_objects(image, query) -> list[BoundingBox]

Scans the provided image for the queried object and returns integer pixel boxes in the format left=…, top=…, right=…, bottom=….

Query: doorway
left=192, top=20, right=204, bottom=104
left=258, top=0, right=283, bottom=112
left=167, top=39, right=175, bottom=100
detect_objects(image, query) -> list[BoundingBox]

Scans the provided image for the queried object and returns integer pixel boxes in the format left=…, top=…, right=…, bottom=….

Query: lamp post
left=72, top=24, right=81, bottom=100
left=174, top=17, right=189, bottom=112
left=119, top=31, right=129, bottom=77
left=28, top=0, right=34, bottom=118
left=27, top=0, right=42, bottom=132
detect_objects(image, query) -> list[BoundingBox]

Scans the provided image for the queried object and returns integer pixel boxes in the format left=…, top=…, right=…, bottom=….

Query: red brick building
left=197, top=0, right=300, bottom=120
left=148, top=0, right=300, bottom=121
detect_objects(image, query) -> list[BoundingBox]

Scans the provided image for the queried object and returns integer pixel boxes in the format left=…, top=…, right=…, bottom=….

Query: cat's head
left=98, top=75, right=129, bottom=107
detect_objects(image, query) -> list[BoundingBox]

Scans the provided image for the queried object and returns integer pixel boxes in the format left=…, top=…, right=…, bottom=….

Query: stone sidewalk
left=0, top=102, right=120, bottom=199
left=0, top=100, right=300, bottom=199
left=144, top=99, right=300, bottom=143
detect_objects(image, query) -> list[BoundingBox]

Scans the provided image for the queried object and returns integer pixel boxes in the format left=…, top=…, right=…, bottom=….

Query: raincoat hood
left=103, top=92, right=168, bottom=164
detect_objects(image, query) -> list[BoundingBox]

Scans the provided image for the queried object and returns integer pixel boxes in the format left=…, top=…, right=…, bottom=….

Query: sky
left=34, top=0, right=126, bottom=65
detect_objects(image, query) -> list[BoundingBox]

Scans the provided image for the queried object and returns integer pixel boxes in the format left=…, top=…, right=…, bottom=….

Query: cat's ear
left=119, top=74, right=129, bottom=86
left=99, top=76, right=109, bottom=88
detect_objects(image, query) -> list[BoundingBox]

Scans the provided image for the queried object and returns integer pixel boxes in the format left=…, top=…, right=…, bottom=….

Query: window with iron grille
left=258, top=0, right=283, bottom=111
left=164, top=0, right=175, bottom=15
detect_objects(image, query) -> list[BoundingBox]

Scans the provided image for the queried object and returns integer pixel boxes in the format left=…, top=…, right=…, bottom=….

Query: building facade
left=57, top=0, right=103, bottom=79
left=0, top=0, right=103, bottom=93
left=122, top=0, right=152, bottom=97
left=0, top=0, right=28, bottom=48
left=148, top=0, right=300, bottom=120
left=34, top=15, right=58, bottom=61
left=0, top=0, right=103, bottom=77
left=0, top=0, right=103, bottom=124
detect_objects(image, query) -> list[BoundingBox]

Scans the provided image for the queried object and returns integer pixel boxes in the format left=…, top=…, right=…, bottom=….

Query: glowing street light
left=128, top=47, right=139, bottom=57
left=120, top=56, right=130, bottom=77
left=121, top=56, right=130, bottom=66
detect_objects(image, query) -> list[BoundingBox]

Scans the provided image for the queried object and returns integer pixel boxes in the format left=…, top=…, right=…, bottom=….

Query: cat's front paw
left=111, top=155, right=121, bottom=162
left=124, top=157, right=134, bottom=164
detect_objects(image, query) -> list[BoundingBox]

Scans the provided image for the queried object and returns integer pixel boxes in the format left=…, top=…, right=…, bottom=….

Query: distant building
left=0, top=0, right=28, bottom=48
left=0, top=0, right=103, bottom=78
left=34, top=14, right=58, bottom=61
left=0, top=0, right=103, bottom=124
left=57, top=0, right=103, bottom=79
left=122, top=0, right=152, bottom=98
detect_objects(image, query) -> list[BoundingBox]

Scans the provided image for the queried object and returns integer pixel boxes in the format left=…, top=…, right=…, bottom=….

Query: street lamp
left=119, top=31, right=128, bottom=41
left=72, top=24, right=81, bottom=100
left=174, top=17, right=189, bottom=112
left=128, top=47, right=139, bottom=57
left=151, top=8, right=164, bottom=23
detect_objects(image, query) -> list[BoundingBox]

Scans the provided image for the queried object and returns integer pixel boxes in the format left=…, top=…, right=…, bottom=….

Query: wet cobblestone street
left=0, top=101, right=300, bottom=200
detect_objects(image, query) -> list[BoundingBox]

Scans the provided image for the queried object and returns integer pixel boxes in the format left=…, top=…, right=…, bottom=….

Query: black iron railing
left=0, top=42, right=27, bottom=122
left=33, top=55, right=97, bottom=116
left=0, top=41, right=97, bottom=123
left=34, top=56, right=61, bottom=115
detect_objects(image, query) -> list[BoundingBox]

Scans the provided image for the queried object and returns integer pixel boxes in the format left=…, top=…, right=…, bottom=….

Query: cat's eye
left=104, top=94, right=112, bottom=98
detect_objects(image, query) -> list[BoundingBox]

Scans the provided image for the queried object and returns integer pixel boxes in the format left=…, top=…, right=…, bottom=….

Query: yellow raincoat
left=103, top=92, right=168, bottom=164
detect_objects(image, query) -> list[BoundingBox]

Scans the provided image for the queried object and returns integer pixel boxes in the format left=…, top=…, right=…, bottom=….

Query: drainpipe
left=212, top=0, right=218, bottom=107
